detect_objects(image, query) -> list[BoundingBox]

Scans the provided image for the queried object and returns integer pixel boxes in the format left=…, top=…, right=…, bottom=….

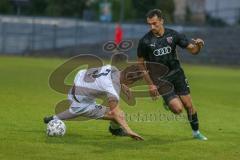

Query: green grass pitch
left=0, top=56, right=239, bottom=160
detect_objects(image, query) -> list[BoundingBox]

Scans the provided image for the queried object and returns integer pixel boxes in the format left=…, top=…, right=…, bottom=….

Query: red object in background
left=114, top=24, right=123, bottom=44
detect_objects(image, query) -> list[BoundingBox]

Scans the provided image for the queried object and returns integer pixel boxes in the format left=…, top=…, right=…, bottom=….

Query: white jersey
left=73, top=65, right=121, bottom=102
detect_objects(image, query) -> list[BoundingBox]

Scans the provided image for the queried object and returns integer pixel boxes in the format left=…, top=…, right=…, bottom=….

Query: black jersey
left=137, top=28, right=190, bottom=72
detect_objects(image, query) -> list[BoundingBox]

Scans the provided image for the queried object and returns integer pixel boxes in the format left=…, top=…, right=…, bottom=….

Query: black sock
left=188, top=112, right=199, bottom=131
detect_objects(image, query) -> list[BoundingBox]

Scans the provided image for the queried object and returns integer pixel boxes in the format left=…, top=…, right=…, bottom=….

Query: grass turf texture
left=0, top=56, right=239, bottom=160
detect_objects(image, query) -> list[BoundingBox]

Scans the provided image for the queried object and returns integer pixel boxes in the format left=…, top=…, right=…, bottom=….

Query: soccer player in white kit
left=44, top=64, right=144, bottom=141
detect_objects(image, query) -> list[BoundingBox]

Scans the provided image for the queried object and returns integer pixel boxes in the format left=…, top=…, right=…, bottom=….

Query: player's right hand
left=128, top=131, right=144, bottom=141
left=192, top=38, right=204, bottom=48
left=148, top=84, right=160, bottom=100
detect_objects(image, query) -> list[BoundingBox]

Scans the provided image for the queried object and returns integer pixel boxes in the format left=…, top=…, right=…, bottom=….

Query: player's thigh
left=68, top=94, right=109, bottom=119
left=173, top=70, right=190, bottom=96
left=161, top=86, right=184, bottom=114
left=160, top=69, right=188, bottom=103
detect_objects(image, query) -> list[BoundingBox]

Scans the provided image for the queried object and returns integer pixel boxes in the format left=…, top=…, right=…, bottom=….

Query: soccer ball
left=46, top=119, right=66, bottom=136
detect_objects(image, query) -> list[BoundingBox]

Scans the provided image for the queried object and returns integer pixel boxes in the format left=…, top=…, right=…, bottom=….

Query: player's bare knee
left=173, top=106, right=183, bottom=114
left=168, top=99, right=184, bottom=114
left=169, top=103, right=183, bottom=114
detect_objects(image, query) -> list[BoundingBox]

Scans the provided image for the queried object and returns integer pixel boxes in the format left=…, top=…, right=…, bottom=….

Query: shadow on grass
left=44, top=132, right=193, bottom=151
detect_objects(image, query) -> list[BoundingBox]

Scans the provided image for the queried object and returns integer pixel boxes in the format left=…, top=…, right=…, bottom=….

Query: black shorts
left=150, top=68, right=190, bottom=104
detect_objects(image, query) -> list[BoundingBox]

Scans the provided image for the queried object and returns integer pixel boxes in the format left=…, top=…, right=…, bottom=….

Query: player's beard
left=152, top=29, right=158, bottom=34
left=151, top=27, right=163, bottom=36
left=151, top=29, right=161, bottom=36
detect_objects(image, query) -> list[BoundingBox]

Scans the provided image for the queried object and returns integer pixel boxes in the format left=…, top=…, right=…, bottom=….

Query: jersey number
left=91, top=69, right=111, bottom=78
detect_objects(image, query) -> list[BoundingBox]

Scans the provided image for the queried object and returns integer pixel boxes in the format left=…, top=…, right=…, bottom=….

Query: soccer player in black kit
left=137, top=9, right=207, bottom=140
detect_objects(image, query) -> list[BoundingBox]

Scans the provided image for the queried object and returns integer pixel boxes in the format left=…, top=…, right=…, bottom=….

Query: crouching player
left=44, top=64, right=144, bottom=141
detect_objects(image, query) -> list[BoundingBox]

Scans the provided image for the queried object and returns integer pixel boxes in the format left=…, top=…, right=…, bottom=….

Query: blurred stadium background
left=1, top=1, right=240, bottom=160
left=0, top=0, right=240, bottom=65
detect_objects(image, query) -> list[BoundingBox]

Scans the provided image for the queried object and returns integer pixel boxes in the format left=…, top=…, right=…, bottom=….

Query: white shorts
left=68, top=94, right=108, bottom=119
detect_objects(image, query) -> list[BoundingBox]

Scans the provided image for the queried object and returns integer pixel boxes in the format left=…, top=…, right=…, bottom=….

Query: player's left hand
left=128, top=131, right=144, bottom=141
left=192, top=38, right=204, bottom=49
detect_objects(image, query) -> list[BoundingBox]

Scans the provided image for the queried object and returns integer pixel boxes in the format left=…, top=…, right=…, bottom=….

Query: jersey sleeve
left=100, top=70, right=120, bottom=102
left=137, top=39, right=148, bottom=58
left=176, top=31, right=190, bottom=48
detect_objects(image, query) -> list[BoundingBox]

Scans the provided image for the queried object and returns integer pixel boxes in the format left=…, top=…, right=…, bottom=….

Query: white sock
left=53, top=115, right=60, bottom=120
left=193, top=130, right=200, bottom=136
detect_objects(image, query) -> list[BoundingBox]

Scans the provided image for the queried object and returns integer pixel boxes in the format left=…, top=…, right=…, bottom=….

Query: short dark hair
left=146, top=9, right=163, bottom=19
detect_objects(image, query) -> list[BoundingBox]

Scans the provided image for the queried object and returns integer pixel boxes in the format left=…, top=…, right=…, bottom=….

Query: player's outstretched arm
left=186, top=38, right=204, bottom=55
left=106, top=100, right=144, bottom=141
left=137, top=57, right=159, bottom=100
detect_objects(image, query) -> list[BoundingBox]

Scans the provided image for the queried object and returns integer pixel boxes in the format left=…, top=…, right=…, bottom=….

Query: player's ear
left=160, top=18, right=164, bottom=25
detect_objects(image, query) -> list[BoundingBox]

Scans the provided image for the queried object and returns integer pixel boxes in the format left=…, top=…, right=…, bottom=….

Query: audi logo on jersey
left=153, top=46, right=172, bottom=56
